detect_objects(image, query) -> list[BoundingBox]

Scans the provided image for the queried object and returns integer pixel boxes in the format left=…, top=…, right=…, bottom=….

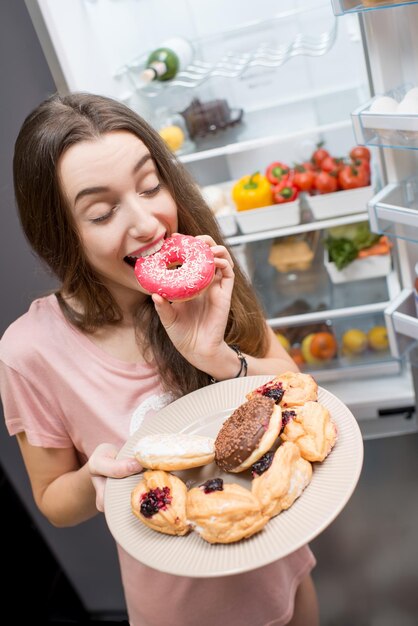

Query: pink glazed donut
left=134, top=234, right=215, bottom=301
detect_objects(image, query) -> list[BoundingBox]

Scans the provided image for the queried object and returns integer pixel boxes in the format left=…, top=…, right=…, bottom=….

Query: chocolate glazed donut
left=215, top=396, right=282, bottom=473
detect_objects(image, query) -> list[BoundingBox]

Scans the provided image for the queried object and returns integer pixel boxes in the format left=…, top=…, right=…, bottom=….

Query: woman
left=0, top=92, right=319, bottom=626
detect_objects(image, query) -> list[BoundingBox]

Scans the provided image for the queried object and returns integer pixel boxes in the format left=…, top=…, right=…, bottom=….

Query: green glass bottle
left=140, top=37, right=194, bottom=83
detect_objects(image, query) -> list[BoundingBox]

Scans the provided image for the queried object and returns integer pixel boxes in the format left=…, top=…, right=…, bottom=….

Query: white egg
left=201, top=185, right=227, bottom=212
left=403, top=87, right=418, bottom=101
left=397, top=97, right=418, bottom=114
left=369, top=96, right=398, bottom=114
left=215, top=205, right=233, bottom=217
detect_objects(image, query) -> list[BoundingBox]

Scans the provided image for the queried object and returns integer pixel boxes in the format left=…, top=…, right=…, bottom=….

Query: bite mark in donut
left=134, top=234, right=215, bottom=301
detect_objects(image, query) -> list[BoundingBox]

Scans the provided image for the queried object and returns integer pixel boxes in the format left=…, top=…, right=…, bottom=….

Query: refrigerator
left=1, top=0, right=418, bottom=622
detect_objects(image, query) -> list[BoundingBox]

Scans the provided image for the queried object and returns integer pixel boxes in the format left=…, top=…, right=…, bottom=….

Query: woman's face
left=58, top=131, right=178, bottom=309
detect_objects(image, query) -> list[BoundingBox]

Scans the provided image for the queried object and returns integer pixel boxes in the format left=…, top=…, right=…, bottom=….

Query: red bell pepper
left=272, top=180, right=299, bottom=204
left=265, top=161, right=291, bottom=185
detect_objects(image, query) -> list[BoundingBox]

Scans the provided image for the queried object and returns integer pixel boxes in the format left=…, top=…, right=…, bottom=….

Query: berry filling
left=251, top=451, right=274, bottom=477
left=140, top=486, right=172, bottom=518
left=281, top=409, right=296, bottom=429
left=256, top=382, right=284, bottom=404
left=200, top=478, right=224, bottom=493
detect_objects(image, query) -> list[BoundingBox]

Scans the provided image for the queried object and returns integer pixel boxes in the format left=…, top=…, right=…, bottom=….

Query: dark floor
left=0, top=464, right=128, bottom=625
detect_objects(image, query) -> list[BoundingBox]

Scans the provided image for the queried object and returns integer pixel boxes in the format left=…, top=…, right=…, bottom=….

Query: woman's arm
left=245, top=325, right=299, bottom=375
left=16, top=432, right=97, bottom=527
left=16, top=433, right=141, bottom=527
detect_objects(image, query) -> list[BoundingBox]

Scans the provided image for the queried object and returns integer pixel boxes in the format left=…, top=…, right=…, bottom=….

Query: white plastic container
left=235, top=199, right=301, bottom=234
left=218, top=180, right=300, bottom=235
left=216, top=212, right=238, bottom=237
left=305, top=185, right=374, bottom=220
left=324, top=250, right=391, bottom=284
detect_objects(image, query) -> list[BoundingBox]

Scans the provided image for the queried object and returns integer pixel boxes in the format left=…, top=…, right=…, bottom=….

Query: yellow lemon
left=158, top=125, right=185, bottom=152
left=342, top=329, right=368, bottom=355
left=368, top=326, right=389, bottom=351
left=275, top=332, right=291, bottom=352
left=301, top=334, right=322, bottom=365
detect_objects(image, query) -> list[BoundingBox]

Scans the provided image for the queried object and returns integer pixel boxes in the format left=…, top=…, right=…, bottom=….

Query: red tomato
left=314, top=170, right=338, bottom=194
left=338, top=164, right=369, bottom=190
left=349, top=146, right=371, bottom=161
left=265, top=161, right=291, bottom=185
left=352, top=157, right=371, bottom=176
left=272, top=180, right=299, bottom=203
left=301, top=160, right=315, bottom=172
left=321, top=156, right=344, bottom=174
left=312, top=146, right=330, bottom=168
left=293, top=167, right=315, bottom=192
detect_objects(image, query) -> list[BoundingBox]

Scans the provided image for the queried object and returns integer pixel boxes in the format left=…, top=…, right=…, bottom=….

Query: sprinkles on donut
left=134, top=234, right=215, bottom=301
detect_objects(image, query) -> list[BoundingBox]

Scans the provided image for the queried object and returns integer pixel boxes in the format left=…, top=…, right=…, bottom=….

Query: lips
left=124, top=237, right=165, bottom=267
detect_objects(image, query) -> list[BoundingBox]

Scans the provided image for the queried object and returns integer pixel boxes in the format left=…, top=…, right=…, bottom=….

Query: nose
left=126, top=194, right=160, bottom=239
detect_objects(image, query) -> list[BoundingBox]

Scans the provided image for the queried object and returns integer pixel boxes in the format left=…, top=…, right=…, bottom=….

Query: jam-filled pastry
left=280, top=401, right=337, bottom=462
left=186, top=478, right=269, bottom=544
left=131, top=470, right=190, bottom=536
left=251, top=442, right=312, bottom=518
left=134, top=433, right=215, bottom=471
left=214, top=396, right=282, bottom=473
left=246, top=371, right=318, bottom=408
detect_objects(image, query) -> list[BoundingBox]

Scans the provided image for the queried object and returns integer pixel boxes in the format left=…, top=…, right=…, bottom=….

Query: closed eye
left=140, top=183, right=162, bottom=197
left=90, top=205, right=120, bottom=224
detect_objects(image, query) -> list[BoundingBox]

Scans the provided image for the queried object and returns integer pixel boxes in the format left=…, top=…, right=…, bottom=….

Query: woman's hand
left=152, top=235, right=235, bottom=373
left=88, top=443, right=142, bottom=512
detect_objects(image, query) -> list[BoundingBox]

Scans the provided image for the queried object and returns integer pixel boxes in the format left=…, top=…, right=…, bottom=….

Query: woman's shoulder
left=0, top=294, right=61, bottom=365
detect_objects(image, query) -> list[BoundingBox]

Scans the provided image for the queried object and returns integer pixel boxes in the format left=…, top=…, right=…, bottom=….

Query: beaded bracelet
left=210, top=344, right=248, bottom=384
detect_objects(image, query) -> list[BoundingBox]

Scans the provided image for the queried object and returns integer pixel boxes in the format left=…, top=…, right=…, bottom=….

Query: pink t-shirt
left=0, top=295, right=315, bottom=626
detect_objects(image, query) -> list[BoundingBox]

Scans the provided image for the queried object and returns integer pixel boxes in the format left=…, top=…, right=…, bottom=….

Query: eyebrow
left=74, top=153, right=153, bottom=206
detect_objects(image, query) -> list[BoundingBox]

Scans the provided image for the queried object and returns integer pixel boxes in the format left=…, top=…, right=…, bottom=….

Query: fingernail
left=128, top=460, right=141, bottom=472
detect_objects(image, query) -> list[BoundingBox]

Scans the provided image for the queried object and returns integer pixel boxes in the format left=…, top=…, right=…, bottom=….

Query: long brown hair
left=13, top=92, right=269, bottom=396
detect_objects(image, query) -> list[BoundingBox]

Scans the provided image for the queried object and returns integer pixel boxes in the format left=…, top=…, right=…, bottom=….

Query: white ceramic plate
left=104, top=375, right=363, bottom=577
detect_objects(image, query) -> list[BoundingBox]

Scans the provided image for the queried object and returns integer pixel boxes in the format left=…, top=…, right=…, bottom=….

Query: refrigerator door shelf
left=385, top=288, right=418, bottom=361
left=351, top=86, right=418, bottom=150
left=331, top=0, right=418, bottom=16
left=368, top=178, right=418, bottom=244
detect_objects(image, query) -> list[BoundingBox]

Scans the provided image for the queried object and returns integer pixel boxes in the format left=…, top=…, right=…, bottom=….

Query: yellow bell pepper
left=232, top=172, right=273, bottom=212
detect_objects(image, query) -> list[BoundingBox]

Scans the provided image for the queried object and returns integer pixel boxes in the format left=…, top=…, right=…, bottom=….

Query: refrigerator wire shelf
left=115, top=17, right=338, bottom=97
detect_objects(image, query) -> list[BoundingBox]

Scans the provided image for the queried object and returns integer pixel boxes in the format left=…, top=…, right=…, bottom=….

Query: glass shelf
left=332, top=0, right=418, bottom=15
left=351, top=85, right=418, bottom=150
left=368, top=177, right=418, bottom=243
left=179, top=95, right=359, bottom=164
left=242, top=233, right=396, bottom=320
left=116, top=6, right=338, bottom=97
left=271, top=306, right=401, bottom=383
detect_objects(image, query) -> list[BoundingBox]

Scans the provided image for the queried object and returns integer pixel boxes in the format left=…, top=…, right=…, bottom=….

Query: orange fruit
left=301, top=334, right=322, bottom=365
left=309, top=332, right=338, bottom=361
left=289, top=346, right=305, bottom=368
